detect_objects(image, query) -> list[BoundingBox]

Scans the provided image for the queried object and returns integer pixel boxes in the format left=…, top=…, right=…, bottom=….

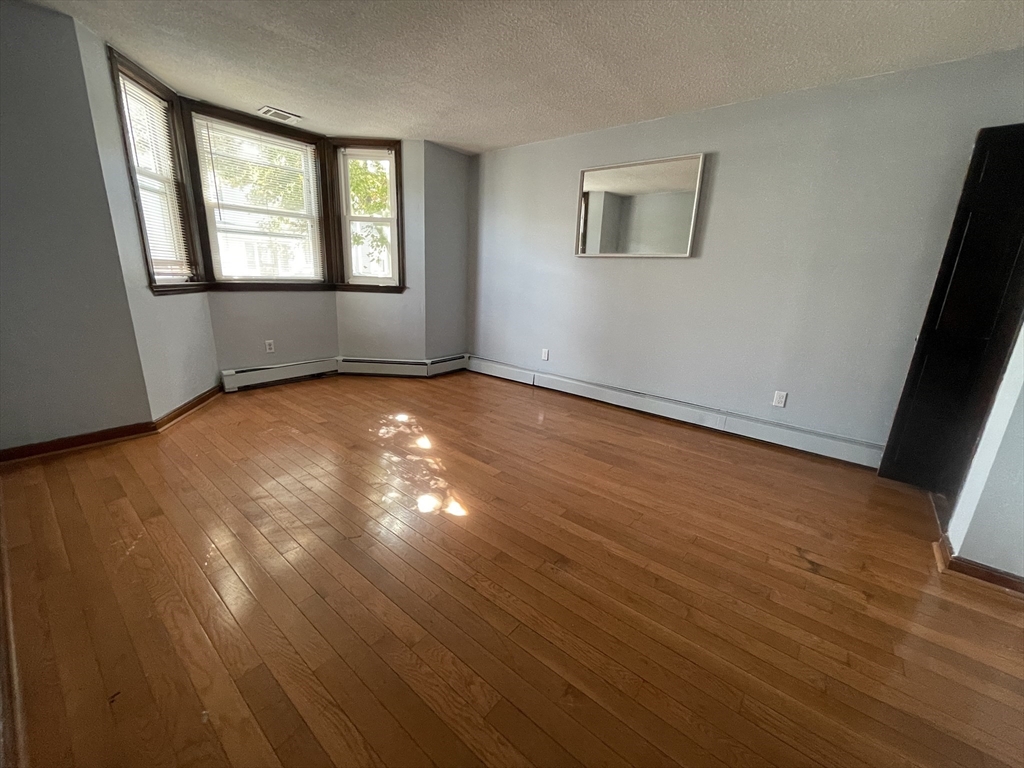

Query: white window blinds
left=193, top=116, right=323, bottom=281
left=117, top=74, right=193, bottom=282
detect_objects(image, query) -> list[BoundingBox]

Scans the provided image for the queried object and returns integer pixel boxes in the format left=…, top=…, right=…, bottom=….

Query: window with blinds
left=193, top=116, right=323, bottom=281
left=117, top=74, right=194, bottom=282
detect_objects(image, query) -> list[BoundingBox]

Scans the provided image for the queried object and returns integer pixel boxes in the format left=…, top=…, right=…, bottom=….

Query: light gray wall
left=620, top=190, right=695, bottom=254
left=424, top=141, right=470, bottom=360
left=337, top=140, right=427, bottom=360
left=75, top=20, right=220, bottom=419
left=0, top=1, right=151, bottom=449
left=208, top=292, right=338, bottom=371
left=959, top=387, right=1024, bottom=577
left=471, top=48, right=1024, bottom=453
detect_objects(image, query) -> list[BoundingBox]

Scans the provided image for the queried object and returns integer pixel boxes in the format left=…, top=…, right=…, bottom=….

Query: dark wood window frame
left=329, top=138, right=406, bottom=292
left=109, top=48, right=407, bottom=295
left=109, top=49, right=207, bottom=294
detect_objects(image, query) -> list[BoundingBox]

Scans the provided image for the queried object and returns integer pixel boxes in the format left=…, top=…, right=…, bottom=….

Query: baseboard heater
left=222, top=354, right=469, bottom=392
left=222, top=358, right=338, bottom=392
left=337, top=354, right=468, bottom=377
left=467, top=356, right=884, bottom=467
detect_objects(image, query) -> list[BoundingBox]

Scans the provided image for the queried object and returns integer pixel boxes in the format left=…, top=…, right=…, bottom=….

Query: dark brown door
left=879, top=124, right=1024, bottom=511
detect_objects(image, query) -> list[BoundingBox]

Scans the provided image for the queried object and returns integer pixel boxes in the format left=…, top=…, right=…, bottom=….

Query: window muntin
left=117, top=74, right=194, bottom=283
left=194, top=116, right=323, bottom=281
left=341, top=148, right=400, bottom=286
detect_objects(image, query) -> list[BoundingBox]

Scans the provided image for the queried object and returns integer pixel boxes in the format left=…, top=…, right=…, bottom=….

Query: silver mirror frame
left=574, top=153, right=705, bottom=258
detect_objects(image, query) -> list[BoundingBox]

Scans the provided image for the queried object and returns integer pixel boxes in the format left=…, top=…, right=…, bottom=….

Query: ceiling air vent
left=257, top=105, right=301, bottom=124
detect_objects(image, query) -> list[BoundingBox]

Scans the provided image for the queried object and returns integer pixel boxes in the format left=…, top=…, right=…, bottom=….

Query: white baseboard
left=468, top=356, right=884, bottom=467
left=337, top=355, right=468, bottom=377
left=222, top=358, right=337, bottom=392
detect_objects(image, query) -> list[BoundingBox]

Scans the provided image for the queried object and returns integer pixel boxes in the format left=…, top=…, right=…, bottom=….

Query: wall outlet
left=772, top=391, right=787, bottom=407
left=541, top=348, right=549, bottom=361
left=265, top=340, right=275, bottom=353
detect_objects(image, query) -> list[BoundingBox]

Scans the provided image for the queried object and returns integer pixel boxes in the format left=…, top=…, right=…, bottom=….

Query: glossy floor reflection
left=373, top=411, right=469, bottom=519
left=1, top=371, right=1022, bottom=768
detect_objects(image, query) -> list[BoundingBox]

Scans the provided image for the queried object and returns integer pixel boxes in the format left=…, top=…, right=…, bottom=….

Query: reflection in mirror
left=576, top=154, right=704, bottom=257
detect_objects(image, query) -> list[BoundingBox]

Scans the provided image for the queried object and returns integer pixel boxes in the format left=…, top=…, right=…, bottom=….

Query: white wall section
left=209, top=292, right=339, bottom=372
left=959, top=387, right=1024, bottom=577
left=0, top=1, right=152, bottom=449
left=470, top=48, right=1024, bottom=464
left=337, top=140, right=428, bottom=360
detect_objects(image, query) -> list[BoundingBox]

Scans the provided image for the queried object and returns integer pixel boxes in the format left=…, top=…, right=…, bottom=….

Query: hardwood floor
left=2, top=371, right=1022, bottom=768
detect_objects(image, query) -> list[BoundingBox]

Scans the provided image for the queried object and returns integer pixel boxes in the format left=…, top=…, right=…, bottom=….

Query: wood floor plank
left=207, top=564, right=382, bottom=768
left=372, top=632, right=532, bottom=768
left=41, top=571, right=120, bottom=767
left=484, top=698, right=584, bottom=768
left=3, top=372, right=1022, bottom=768
left=104, top=498, right=280, bottom=768
left=144, top=513, right=263, bottom=680
left=314, top=654, right=437, bottom=768
left=3, top=480, right=75, bottom=768
left=68, top=458, right=231, bottom=768
left=297, top=593, right=483, bottom=767
left=42, top=458, right=179, bottom=768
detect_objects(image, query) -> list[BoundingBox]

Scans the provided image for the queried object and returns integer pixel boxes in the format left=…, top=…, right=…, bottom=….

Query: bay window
left=110, top=48, right=405, bottom=294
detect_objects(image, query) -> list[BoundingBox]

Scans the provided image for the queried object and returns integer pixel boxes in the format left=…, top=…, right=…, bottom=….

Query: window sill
left=149, top=281, right=407, bottom=295
left=151, top=282, right=209, bottom=295
left=336, top=283, right=406, bottom=294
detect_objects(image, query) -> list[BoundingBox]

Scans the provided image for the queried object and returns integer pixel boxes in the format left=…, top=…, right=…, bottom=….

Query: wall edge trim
left=0, top=385, right=222, bottom=463
left=153, top=385, right=222, bottom=429
left=947, top=554, right=1024, bottom=595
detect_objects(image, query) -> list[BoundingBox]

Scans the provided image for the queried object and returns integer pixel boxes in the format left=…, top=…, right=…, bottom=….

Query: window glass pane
left=216, top=231, right=320, bottom=280
left=340, top=147, right=399, bottom=285
left=194, top=116, right=322, bottom=281
left=347, top=157, right=392, bottom=217
left=350, top=222, right=393, bottom=278
left=118, top=74, right=192, bottom=282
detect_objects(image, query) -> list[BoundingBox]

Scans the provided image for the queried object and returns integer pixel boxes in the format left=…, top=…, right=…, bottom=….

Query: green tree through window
left=348, top=157, right=392, bottom=273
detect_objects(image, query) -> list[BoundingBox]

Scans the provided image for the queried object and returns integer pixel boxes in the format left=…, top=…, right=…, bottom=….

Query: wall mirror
left=575, top=153, right=704, bottom=257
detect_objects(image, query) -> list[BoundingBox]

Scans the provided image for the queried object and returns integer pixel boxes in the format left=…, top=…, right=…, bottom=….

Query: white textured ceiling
left=31, top=0, right=1024, bottom=153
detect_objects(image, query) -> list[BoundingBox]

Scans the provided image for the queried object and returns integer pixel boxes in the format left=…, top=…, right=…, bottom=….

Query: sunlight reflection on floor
left=373, top=412, right=469, bottom=518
